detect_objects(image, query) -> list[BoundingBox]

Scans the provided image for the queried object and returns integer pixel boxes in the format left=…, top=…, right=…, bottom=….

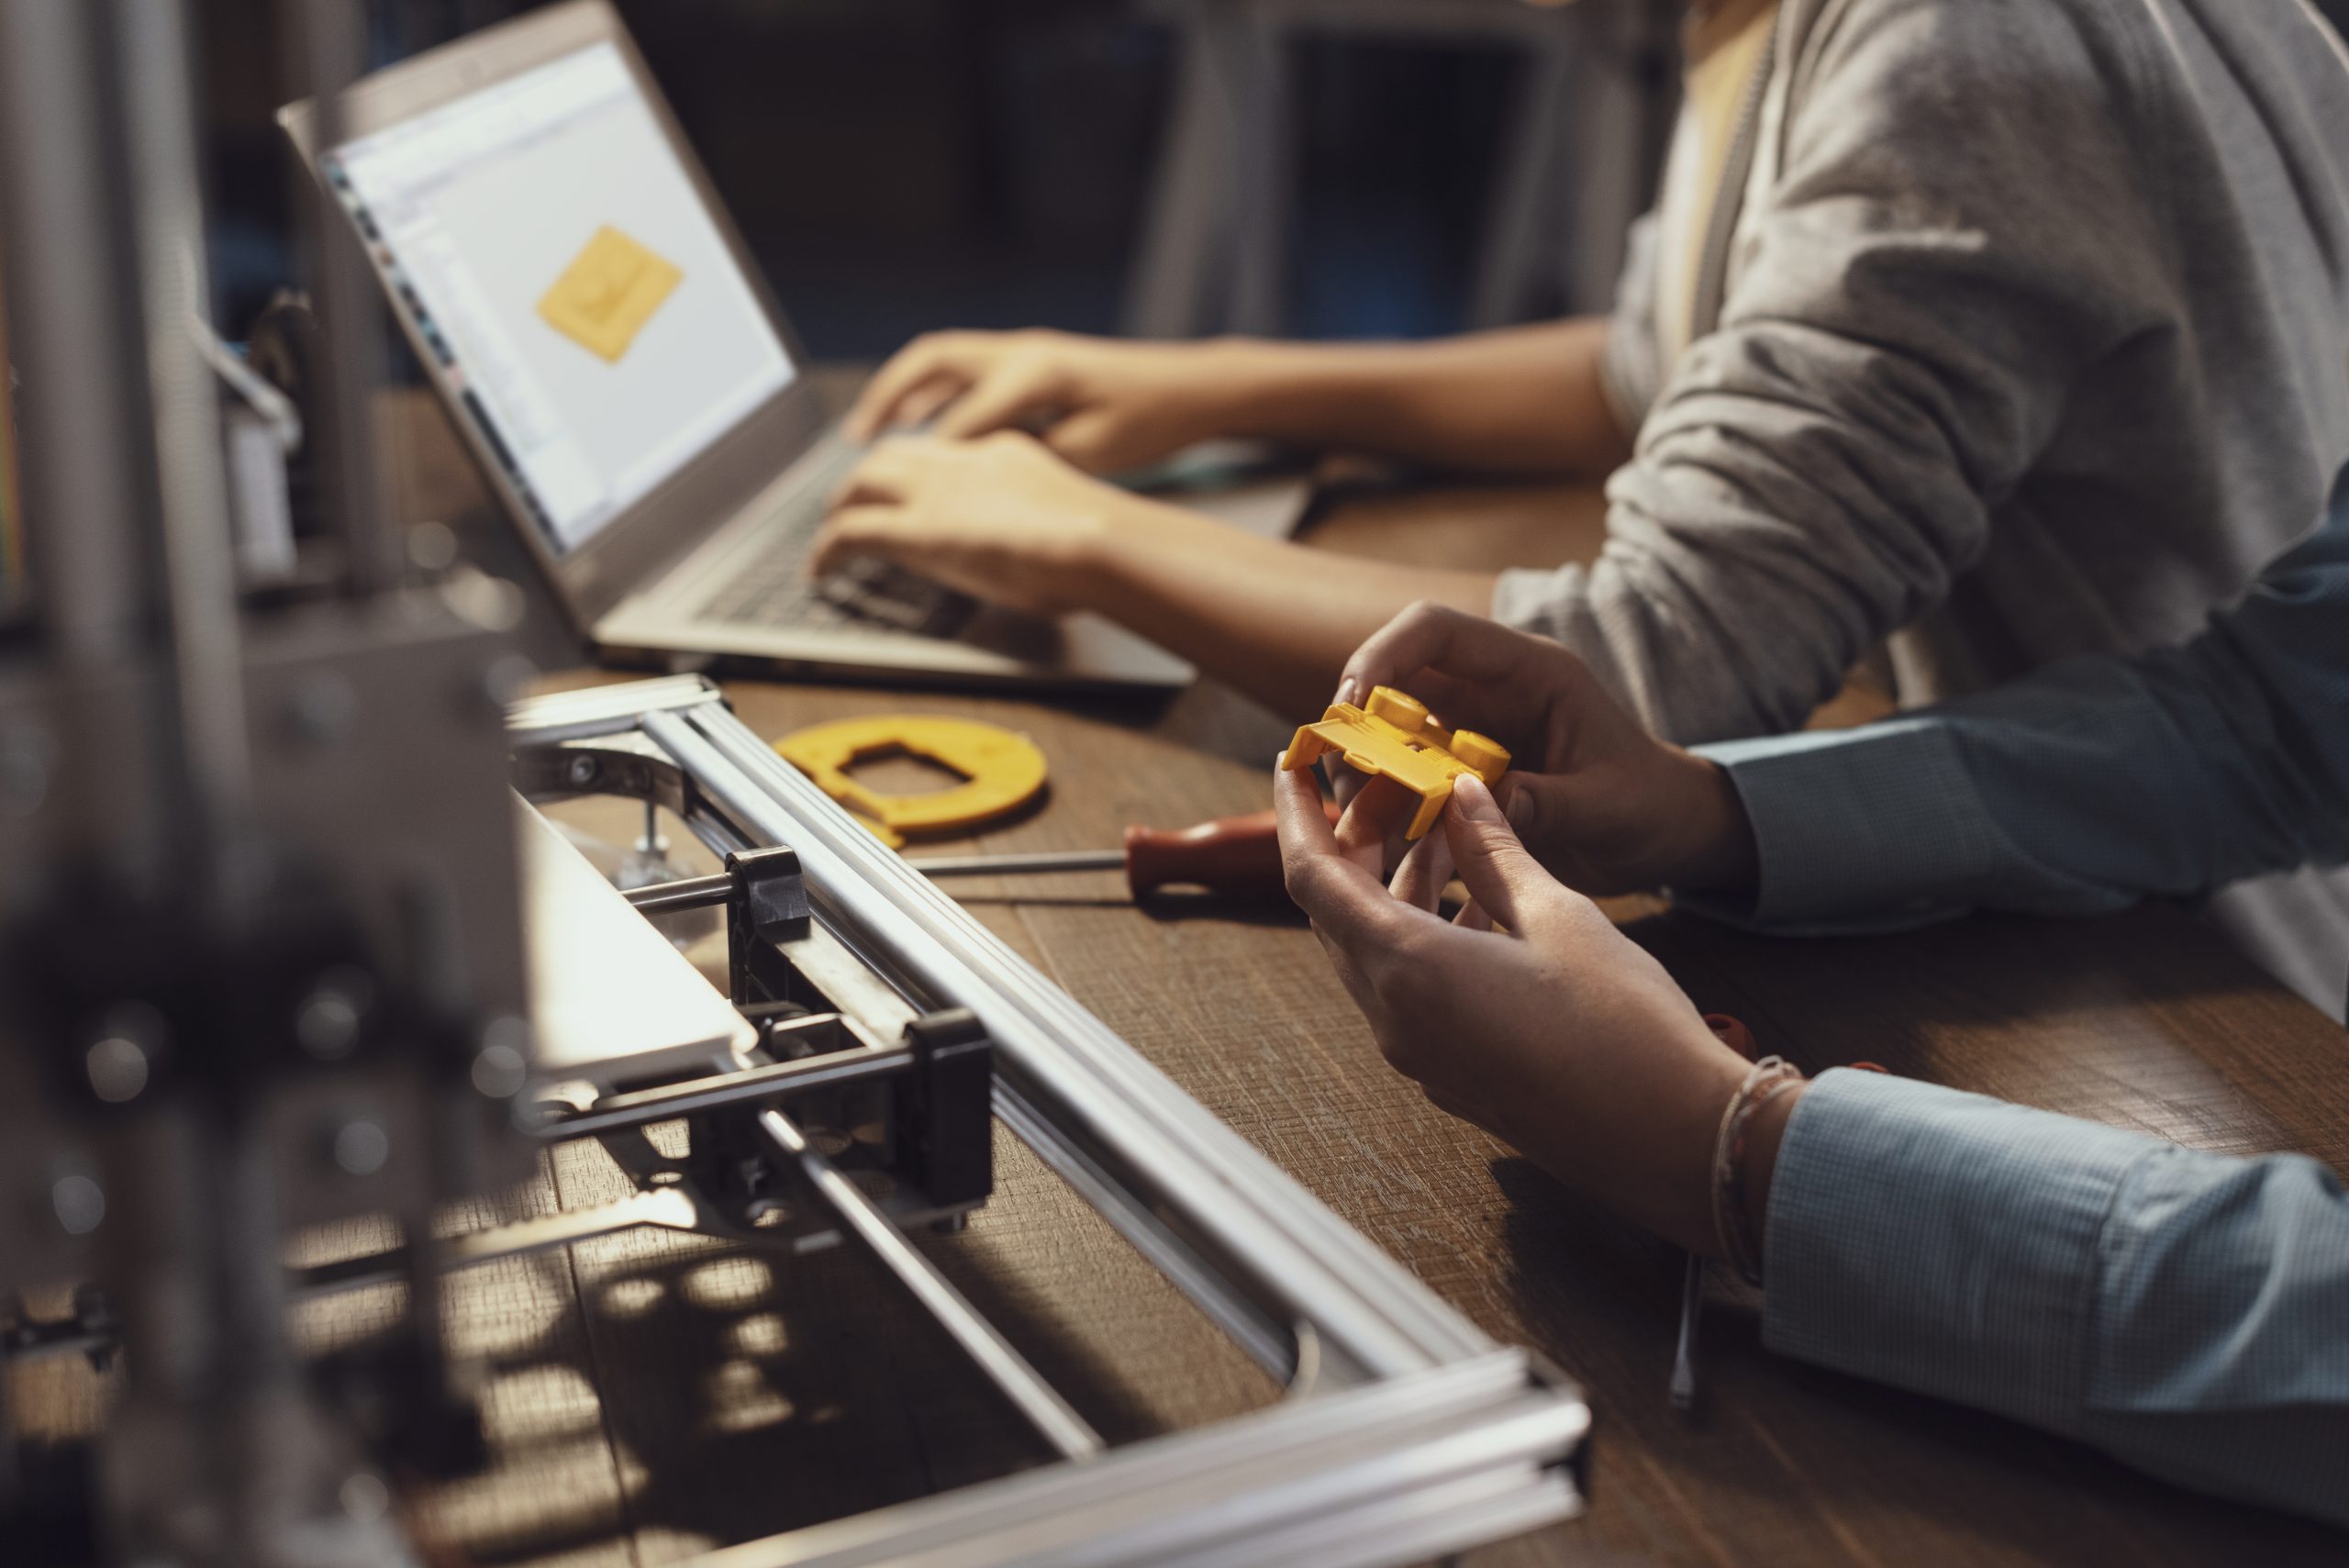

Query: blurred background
left=9, top=0, right=2348, bottom=606
left=195, top=0, right=1694, bottom=361
left=117, top=0, right=2349, bottom=360
left=164, top=0, right=2349, bottom=361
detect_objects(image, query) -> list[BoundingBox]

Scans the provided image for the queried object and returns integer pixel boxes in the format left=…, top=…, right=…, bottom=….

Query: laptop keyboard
left=696, top=439, right=975, bottom=639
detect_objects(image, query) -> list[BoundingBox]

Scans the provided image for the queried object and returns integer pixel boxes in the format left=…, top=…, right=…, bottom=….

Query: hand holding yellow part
left=1284, top=687, right=1509, bottom=840
left=774, top=716, right=1048, bottom=848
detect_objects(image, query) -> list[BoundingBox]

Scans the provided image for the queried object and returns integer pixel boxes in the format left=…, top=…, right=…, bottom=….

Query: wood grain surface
left=14, top=382, right=2342, bottom=1567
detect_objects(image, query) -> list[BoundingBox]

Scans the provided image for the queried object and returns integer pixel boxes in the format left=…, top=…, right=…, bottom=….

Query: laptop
left=281, top=0, right=1307, bottom=690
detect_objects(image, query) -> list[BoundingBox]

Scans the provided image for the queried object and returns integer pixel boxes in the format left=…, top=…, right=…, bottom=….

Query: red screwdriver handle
left=1123, top=798, right=1342, bottom=900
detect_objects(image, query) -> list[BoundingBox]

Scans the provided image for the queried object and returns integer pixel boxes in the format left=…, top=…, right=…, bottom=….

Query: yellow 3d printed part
left=774, top=716, right=1048, bottom=849
left=1284, top=686, right=1510, bottom=840
left=537, top=226, right=683, bottom=363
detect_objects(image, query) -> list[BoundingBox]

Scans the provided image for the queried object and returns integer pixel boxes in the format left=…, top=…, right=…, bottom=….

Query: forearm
left=1761, top=1071, right=2349, bottom=1527
left=1079, top=500, right=1496, bottom=718
left=1678, top=495, right=2349, bottom=930
left=1211, top=318, right=1629, bottom=476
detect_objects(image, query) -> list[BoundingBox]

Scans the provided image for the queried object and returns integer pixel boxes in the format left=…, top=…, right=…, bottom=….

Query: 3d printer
left=0, top=5, right=1588, bottom=1563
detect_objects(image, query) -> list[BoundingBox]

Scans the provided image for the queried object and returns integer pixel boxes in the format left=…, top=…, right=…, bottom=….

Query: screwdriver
left=624, top=802, right=1341, bottom=918
left=906, top=799, right=1341, bottom=902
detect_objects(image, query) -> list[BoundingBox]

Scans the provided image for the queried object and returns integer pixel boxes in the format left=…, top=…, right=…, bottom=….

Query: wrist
left=1737, top=1079, right=1806, bottom=1273
left=1658, top=1047, right=1754, bottom=1258
left=1207, top=338, right=1389, bottom=442
left=1066, top=487, right=1195, bottom=600
left=1664, top=752, right=1760, bottom=892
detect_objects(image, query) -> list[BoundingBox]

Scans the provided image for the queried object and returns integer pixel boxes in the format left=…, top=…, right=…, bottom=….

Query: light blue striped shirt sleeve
left=1765, top=1069, right=2349, bottom=1527
left=1682, top=472, right=2349, bottom=934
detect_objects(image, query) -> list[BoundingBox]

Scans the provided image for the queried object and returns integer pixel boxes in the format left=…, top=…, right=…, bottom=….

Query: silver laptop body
left=284, top=0, right=1298, bottom=690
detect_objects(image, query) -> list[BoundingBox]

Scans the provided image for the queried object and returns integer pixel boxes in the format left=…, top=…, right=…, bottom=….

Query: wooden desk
left=16, top=386, right=2344, bottom=1568
left=486, top=673, right=2345, bottom=1568
left=372, top=382, right=2349, bottom=1563
left=465, top=376, right=2346, bottom=1564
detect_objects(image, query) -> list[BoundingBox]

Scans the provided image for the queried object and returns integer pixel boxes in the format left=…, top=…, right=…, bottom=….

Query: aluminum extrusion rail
left=641, top=699, right=1489, bottom=1375
left=505, top=677, right=1590, bottom=1568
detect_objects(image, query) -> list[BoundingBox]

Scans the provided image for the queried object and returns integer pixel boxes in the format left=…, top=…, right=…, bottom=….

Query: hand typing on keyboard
left=814, top=431, right=1181, bottom=618
left=817, top=559, right=972, bottom=636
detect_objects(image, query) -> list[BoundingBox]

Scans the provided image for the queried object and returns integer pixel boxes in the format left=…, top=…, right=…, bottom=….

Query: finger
left=933, top=366, right=1056, bottom=443
left=1453, top=897, right=1494, bottom=933
left=828, top=441, right=926, bottom=510
left=807, top=505, right=916, bottom=579
left=1388, top=828, right=1455, bottom=915
left=829, top=472, right=905, bottom=512
left=848, top=339, right=968, bottom=439
left=1340, top=603, right=1542, bottom=739
left=1335, top=776, right=1419, bottom=873
left=1274, top=763, right=1418, bottom=951
left=893, top=376, right=966, bottom=432
left=1442, top=773, right=1564, bottom=936
left=852, top=366, right=966, bottom=439
left=1286, top=765, right=1390, bottom=999
left=1341, top=601, right=1495, bottom=698
left=1273, top=756, right=1342, bottom=855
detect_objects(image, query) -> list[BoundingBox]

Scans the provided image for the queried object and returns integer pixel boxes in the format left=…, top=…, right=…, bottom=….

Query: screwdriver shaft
left=903, top=849, right=1130, bottom=877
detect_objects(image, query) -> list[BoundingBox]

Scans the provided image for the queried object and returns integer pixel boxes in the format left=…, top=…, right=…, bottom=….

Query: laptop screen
left=326, top=41, right=796, bottom=556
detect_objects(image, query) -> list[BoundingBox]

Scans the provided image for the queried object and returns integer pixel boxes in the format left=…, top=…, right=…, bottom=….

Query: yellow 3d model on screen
left=537, top=224, right=683, bottom=362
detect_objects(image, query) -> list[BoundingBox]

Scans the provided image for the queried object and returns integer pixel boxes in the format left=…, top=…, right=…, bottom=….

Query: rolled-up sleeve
left=1680, top=483, right=2349, bottom=933
left=1496, top=0, right=2168, bottom=741
left=1765, top=1070, right=2349, bottom=1527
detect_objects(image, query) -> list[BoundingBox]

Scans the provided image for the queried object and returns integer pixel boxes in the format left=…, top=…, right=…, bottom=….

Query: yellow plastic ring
left=773, top=716, right=1048, bottom=845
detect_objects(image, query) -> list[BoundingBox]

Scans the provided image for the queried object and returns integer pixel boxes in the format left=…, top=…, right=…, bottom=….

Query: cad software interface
left=328, top=41, right=796, bottom=554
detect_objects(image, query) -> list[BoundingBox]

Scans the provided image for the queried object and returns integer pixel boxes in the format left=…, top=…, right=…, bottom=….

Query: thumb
left=1442, top=773, right=1560, bottom=934
left=808, top=505, right=912, bottom=580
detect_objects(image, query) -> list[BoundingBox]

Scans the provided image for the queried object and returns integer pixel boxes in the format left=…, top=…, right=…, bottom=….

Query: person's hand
left=1333, top=602, right=1759, bottom=895
left=812, top=432, right=1171, bottom=616
left=845, top=329, right=1251, bottom=474
left=1274, top=763, right=1794, bottom=1257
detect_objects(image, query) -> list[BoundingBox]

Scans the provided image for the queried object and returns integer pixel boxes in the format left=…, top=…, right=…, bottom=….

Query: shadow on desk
left=1482, top=1152, right=2349, bottom=1567
left=417, top=1122, right=1285, bottom=1565
left=1618, top=904, right=2346, bottom=1169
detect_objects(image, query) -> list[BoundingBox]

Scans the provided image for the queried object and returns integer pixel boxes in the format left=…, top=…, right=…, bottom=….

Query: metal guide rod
left=292, top=1187, right=704, bottom=1300
left=0, top=2, right=143, bottom=672
left=756, top=1106, right=1106, bottom=1463
left=645, top=704, right=1478, bottom=1375
left=624, top=873, right=735, bottom=914
left=0, top=1, right=167, bottom=881
left=8, top=1189, right=702, bottom=1341
left=118, top=0, right=254, bottom=881
left=535, top=1037, right=914, bottom=1140
left=907, top=850, right=1129, bottom=877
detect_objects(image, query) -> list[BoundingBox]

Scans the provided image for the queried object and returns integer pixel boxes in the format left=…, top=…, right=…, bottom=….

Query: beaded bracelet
left=1709, top=1054, right=1807, bottom=1288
